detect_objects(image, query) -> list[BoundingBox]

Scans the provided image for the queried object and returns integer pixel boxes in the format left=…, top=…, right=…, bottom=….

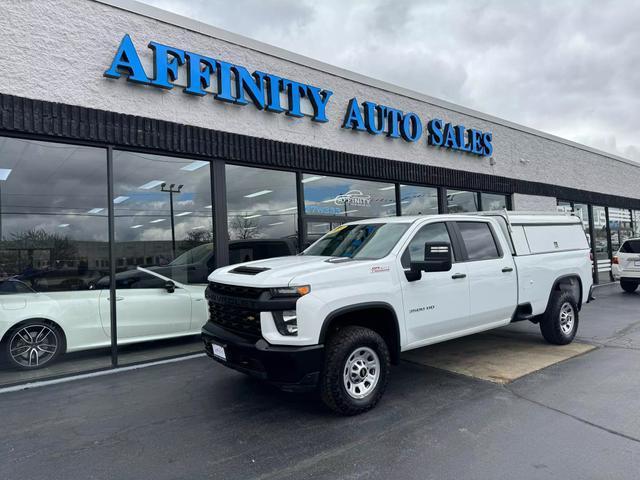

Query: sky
left=138, top=0, right=640, bottom=163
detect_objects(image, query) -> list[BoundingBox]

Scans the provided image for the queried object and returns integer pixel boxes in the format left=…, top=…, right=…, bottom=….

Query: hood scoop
left=229, top=265, right=271, bottom=275
left=324, top=257, right=352, bottom=264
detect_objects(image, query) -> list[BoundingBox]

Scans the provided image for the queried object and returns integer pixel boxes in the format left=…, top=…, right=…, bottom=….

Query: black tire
left=620, top=280, right=638, bottom=293
left=539, top=291, right=579, bottom=345
left=320, top=326, right=390, bottom=415
left=2, top=320, right=65, bottom=370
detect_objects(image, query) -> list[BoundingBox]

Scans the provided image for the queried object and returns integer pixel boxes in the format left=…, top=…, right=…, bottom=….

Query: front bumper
left=201, top=322, right=324, bottom=392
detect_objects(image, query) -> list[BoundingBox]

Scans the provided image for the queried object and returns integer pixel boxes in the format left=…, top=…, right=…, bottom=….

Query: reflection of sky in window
left=113, top=151, right=213, bottom=242
left=303, top=174, right=395, bottom=218
left=226, top=164, right=297, bottom=240
left=447, top=190, right=479, bottom=213
left=481, top=193, right=507, bottom=211
left=0, top=137, right=109, bottom=242
left=400, top=185, right=438, bottom=215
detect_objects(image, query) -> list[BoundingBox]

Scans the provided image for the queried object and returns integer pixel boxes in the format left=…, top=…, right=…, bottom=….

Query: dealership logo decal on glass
left=334, top=190, right=371, bottom=207
left=104, top=34, right=492, bottom=157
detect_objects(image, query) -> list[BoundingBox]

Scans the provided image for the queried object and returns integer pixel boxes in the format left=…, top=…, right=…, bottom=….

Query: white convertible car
left=0, top=267, right=207, bottom=370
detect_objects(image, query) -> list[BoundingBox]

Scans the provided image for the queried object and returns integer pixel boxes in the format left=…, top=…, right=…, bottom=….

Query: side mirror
left=405, top=242, right=452, bottom=282
left=423, top=242, right=452, bottom=272
left=164, top=280, right=176, bottom=293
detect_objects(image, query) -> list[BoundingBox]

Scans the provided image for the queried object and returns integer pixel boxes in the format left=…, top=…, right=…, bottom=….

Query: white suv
left=613, top=238, right=640, bottom=293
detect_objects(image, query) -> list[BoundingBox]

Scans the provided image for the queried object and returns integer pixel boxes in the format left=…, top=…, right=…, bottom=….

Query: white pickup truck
left=202, top=212, right=594, bottom=415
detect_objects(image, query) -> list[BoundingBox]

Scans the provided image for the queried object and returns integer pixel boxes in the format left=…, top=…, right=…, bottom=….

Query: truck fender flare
left=545, top=274, right=583, bottom=312
left=318, top=302, right=402, bottom=363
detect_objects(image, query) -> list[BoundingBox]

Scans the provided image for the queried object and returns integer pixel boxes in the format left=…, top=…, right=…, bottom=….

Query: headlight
left=270, top=285, right=310, bottom=297
left=273, top=310, right=298, bottom=336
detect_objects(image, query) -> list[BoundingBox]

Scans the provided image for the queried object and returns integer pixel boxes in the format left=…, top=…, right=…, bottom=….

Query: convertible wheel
left=3, top=321, right=65, bottom=370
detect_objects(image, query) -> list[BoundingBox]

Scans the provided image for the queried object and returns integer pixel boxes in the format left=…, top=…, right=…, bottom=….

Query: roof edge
left=94, top=0, right=639, bottom=168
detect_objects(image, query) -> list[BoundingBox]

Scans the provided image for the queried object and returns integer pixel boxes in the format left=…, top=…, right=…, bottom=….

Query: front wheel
left=320, top=326, right=390, bottom=415
left=621, top=280, right=638, bottom=293
left=540, top=291, right=579, bottom=345
left=2, top=321, right=65, bottom=370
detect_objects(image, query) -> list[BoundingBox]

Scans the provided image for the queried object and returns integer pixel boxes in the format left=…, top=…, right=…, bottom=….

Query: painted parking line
left=0, top=353, right=206, bottom=395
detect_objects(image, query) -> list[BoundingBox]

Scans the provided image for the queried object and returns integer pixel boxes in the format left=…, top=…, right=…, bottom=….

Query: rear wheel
left=2, top=321, right=65, bottom=370
left=620, top=280, right=638, bottom=293
left=540, top=291, right=579, bottom=345
left=320, top=326, right=390, bottom=415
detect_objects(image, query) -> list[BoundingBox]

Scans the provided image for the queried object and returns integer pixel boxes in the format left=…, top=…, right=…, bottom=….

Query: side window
left=0, top=280, right=33, bottom=295
left=401, top=222, right=452, bottom=268
left=457, top=222, right=501, bottom=261
left=123, top=271, right=166, bottom=289
left=93, top=271, right=167, bottom=290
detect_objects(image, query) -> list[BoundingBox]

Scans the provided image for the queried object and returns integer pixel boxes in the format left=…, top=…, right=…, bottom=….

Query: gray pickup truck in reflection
left=151, top=239, right=298, bottom=284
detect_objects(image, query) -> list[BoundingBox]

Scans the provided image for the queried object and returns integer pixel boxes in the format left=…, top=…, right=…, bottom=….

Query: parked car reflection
left=0, top=267, right=207, bottom=370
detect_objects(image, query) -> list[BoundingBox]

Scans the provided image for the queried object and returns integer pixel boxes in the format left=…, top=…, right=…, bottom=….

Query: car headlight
left=270, top=285, right=310, bottom=297
left=273, top=310, right=298, bottom=336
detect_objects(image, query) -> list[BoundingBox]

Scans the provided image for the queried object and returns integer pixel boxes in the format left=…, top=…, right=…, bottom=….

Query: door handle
left=107, top=297, right=124, bottom=301
left=451, top=273, right=467, bottom=279
left=502, top=267, right=514, bottom=273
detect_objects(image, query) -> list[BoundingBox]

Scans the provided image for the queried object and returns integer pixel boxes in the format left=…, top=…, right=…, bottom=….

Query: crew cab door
left=399, top=222, right=470, bottom=345
left=452, top=220, right=517, bottom=328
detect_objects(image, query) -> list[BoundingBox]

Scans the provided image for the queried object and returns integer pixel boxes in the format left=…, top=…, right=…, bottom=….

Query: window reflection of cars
left=0, top=267, right=207, bottom=370
left=150, top=239, right=297, bottom=283
left=16, top=267, right=105, bottom=293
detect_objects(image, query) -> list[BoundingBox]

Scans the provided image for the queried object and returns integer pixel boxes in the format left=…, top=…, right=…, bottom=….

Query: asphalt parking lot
left=1, top=283, right=639, bottom=480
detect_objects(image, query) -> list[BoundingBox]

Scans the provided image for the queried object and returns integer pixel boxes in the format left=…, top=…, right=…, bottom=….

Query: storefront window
left=446, top=189, right=479, bottom=213
left=557, top=200, right=572, bottom=214
left=608, top=208, right=633, bottom=253
left=573, top=203, right=591, bottom=242
left=0, top=137, right=110, bottom=385
left=592, top=206, right=610, bottom=281
left=226, top=165, right=298, bottom=264
left=303, top=174, right=396, bottom=219
left=112, top=151, right=213, bottom=364
left=400, top=185, right=438, bottom=215
left=481, top=193, right=509, bottom=210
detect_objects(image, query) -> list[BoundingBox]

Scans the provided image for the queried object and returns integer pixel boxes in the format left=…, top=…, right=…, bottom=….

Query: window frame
left=450, top=220, right=504, bottom=262
left=400, top=221, right=460, bottom=268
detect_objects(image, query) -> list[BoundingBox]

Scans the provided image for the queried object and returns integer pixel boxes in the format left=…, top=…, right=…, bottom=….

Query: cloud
left=139, top=0, right=640, bottom=162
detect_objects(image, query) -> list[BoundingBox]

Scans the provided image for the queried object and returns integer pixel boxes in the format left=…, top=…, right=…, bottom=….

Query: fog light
left=274, top=310, right=298, bottom=336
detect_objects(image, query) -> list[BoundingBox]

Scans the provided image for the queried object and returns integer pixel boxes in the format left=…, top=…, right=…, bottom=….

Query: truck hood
left=208, top=255, right=358, bottom=287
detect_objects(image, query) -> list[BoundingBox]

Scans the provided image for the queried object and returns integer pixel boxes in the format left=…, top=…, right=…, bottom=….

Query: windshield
left=169, top=243, right=213, bottom=266
left=303, top=223, right=409, bottom=259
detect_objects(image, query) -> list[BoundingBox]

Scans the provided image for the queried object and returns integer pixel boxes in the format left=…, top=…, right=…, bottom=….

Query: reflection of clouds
left=447, top=190, right=479, bottom=213
left=226, top=164, right=298, bottom=239
left=401, top=185, right=438, bottom=215
left=302, top=174, right=395, bottom=218
left=0, top=137, right=109, bottom=243
left=113, top=152, right=213, bottom=243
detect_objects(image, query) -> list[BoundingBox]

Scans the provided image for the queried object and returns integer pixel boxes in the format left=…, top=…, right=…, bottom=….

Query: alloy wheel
left=9, top=325, right=58, bottom=368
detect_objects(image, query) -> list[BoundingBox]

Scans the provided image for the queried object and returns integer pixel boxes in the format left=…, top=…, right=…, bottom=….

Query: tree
left=230, top=215, right=259, bottom=239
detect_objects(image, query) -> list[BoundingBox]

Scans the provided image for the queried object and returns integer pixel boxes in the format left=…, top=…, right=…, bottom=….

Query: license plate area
left=211, top=342, right=227, bottom=361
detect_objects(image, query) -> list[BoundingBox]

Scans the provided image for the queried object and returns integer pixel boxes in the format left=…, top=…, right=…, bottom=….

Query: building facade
left=0, top=0, right=639, bottom=382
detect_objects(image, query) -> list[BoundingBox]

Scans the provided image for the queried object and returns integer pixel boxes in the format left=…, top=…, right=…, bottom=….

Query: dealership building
left=0, top=0, right=639, bottom=382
